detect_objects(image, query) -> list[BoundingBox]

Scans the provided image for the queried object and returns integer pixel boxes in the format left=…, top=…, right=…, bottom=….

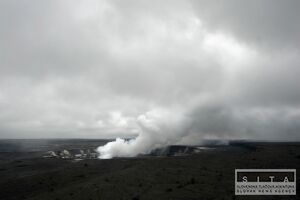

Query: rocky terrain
left=0, top=140, right=299, bottom=200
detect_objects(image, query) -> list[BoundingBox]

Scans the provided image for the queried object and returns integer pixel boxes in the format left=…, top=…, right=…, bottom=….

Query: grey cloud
left=191, top=0, right=300, bottom=49
left=0, top=0, right=299, bottom=142
left=186, top=102, right=300, bottom=140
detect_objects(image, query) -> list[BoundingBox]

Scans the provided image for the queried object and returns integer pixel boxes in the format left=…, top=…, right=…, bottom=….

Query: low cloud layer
left=0, top=0, right=299, bottom=149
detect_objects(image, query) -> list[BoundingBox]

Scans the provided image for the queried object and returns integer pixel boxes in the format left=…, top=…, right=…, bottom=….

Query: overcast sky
left=0, top=0, right=299, bottom=140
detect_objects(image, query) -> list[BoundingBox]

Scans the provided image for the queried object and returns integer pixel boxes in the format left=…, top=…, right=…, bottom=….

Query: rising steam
left=97, top=102, right=300, bottom=159
left=97, top=109, right=189, bottom=159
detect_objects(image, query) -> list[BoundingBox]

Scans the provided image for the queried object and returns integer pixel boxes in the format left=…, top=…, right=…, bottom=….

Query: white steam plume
left=97, top=102, right=300, bottom=159
left=97, top=109, right=189, bottom=159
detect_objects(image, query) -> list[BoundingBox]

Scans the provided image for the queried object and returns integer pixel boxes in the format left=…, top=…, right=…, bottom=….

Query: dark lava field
left=0, top=140, right=299, bottom=200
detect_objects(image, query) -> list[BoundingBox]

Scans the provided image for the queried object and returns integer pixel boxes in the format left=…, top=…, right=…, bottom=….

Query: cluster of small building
left=43, top=148, right=99, bottom=159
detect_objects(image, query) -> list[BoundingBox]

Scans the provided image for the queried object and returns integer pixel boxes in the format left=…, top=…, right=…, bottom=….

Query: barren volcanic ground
left=0, top=140, right=299, bottom=200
